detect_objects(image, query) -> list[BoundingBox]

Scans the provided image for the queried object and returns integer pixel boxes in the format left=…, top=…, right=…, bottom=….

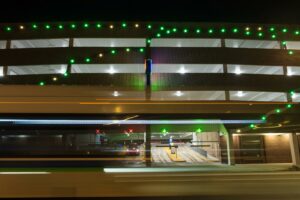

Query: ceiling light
left=175, top=91, right=183, bottom=97
left=107, top=65, right=116, bottom=74
left=236, top=91, right=245, bottom=97
left=113, top=91, right=119, bottom=97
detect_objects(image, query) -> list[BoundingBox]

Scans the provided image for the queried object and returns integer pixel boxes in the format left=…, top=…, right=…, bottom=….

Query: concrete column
left=145, top=125, right=152, bottom=166
left=226, top=133, right=236, bottom=165
left=289, top=133, right=300, bottom=167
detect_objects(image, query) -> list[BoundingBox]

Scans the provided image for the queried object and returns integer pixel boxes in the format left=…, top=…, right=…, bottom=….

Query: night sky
left=1, top=0, right=300, bottom=24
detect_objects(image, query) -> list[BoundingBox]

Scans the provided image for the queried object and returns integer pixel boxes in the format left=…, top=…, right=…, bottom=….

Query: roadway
left=0, top=167, right=300, bottom=199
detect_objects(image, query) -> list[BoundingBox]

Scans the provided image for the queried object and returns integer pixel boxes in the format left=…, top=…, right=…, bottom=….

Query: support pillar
left=226, top=132, right=235, bottom=165
left=289, top=133, right=300, bottom=167
left=145, top=124, right=152, bottom=166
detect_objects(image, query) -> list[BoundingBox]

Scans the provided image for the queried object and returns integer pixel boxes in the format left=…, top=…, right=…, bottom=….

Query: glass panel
left=0, top=40, right=6, bottom=49
left=74, top=38, right=146, bottom=47
left=8, top=65, right=67, bottom=75
left=291, top=93, right=300, bottom=102
left=287, top=66, right=300, bottom=76
left=230, top=91, right=287, bottom=102
left=286, top=41, right=300, bottom=50
left=11, top=39, right=69, bottom=48
left=151, top=38, right=221, bottom=47
left=225, top=39, right=280, bottom=49
left=71, top=64, right=144, bottom=74
left=0, top=66, right=3, bottom=76
left=151, top=91, right=225, bottom=101
left=152, top=64, right=223, bottom=73
left=227, top=64, right=283, bottom=75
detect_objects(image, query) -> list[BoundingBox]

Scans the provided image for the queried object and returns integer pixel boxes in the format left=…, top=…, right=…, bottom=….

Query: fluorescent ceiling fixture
left=0, top=119, right=263, bottom=125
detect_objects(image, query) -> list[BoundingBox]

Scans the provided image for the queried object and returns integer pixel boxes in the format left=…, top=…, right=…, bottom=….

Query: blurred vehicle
left=126, top=143, right=140, bottom=156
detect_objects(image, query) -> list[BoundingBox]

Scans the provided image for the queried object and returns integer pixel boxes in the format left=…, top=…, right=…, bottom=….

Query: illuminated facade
left=0, top=22, right=299, bottom=166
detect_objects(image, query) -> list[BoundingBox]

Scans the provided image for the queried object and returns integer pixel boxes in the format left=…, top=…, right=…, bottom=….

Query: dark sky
left=2, top=0, right=300, bottom=24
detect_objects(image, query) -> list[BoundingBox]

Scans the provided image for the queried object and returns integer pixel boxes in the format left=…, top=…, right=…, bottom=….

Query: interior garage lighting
left=236, top=91, right=245, bottom=97
left=113, top=91, right=119, bottom=97
left=175, top=91, right=183, bottom=97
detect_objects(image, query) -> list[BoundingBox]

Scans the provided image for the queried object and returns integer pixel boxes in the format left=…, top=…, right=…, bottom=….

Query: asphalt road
left=1, top=170, right=300, bottom=199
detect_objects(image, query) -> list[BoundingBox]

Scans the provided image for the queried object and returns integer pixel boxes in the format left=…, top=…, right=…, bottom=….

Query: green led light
left=83, top=23, right=89, bottom=28
left=64, top=72, right=68, bottom=77
left=261, top=116, right=267, bottom=121
left=196, top=29, right=201, bottom=34
left=245, top=31, right=251, bottom=35
left=276, top=108, right=281, bottom=113
left=220, top=28, right=226, bottom=33
left=208, top=29, right=214, bottom=34
left=172, top=28, right=177, bottom=32
left=270, top=27, right=275, bottom=32
left=183, top=28, right=188, bottom=33
left=45, top=25, right=51, bottom=29
left=85, top=57, right=91, bottom=63
left=147, top=24, right=152, bottom=29
left=70, top=24, right=76, bottom=29
left=295, top=30, right=300, bottom=35
left=156, top=33, right=161, bottom=38
left=288, top=50, right=294, bottom=55
left=166, top=30, right=171, bottom=34
left=282, top=41, right=287, bottom=45
left=250, top=124, right=255, bottom=128
left=160, top=26, right=165, bottom=31
left=233, top=28, right=239, bottom=33
left=126, top=48, right=130, bottom=52
left=58, top=24, right=63, bottom=29
left=196, top=128, right=202, bottom=133
left=96, top=23, right=102, bottom=28
left=147, top=39, right=151, bottom=44
left=39, top=81, right=45, bottom=86
left=5, top=26, right=11, bottom=31
left=271, top=34, right=277, bottom=39
left=122, top=23, right=127, bottom=28
left=287, top=104, right=293, bottom=109
left=69, top=59, right=75, bottom=64
left=139, top=48, right=144, bottom=53
left=282, top=28, right=288, bottom=33
left=111, top=49, right=116, bottom=54
left=162, top=128, right=167, bottom=133
left=32, top=24, right=38, bottom=29
left=290, top=90, right=295, bottom=95
left=258, top=32, right=263, bottom=37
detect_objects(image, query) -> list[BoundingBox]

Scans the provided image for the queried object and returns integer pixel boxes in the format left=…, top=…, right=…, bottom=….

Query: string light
left=96, top=23, right=102, bottom=28
left=69, top=59, right=75, bottom=64
left=135, top=24, right=139, bottom=28
left=109, top=25, right=114, bottom=29
left=147, top=24, right=152, bottom=29
left=19, top=25, right=24, bottom=30
left=39, top=81, right=45, bottom=86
